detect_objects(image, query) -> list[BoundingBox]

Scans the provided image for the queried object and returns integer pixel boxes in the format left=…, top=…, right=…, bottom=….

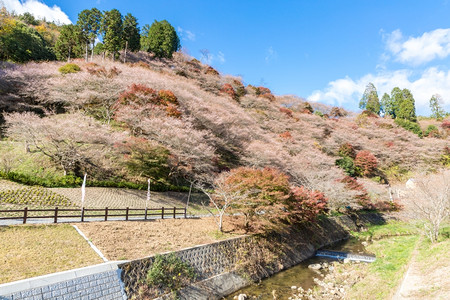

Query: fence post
left=54, top=207, right=58, bottom=223
left=145, top=208, right=148, bottom=220
left=161, top=207, right=164, bottom=219
left=81, top=207, right=85, bottom=222
left=23, top=207, right=28, bottom=224
left=184, top=207, right=187, bottom=219
left=126, top=207, right=129, bottom=221
left=173, top=207, right=176, bottom=219
left=105, top=207, right=108, bottom=221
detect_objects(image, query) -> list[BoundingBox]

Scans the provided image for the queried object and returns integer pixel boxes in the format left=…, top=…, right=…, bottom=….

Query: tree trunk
left=124, top=41, right=128, bottom=63
left=85, top=42, right=88, bottom=62
left=218, top=212, right=223, bottom=232
left=91, top=41, right=95, bottom=61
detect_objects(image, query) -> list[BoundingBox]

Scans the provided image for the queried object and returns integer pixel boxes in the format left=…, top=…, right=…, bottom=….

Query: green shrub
left=58, top=63, right=81, bottom=74
left=0, top=171, right=190, bottom=192
left=335, top=156, right=359, bottom=177
left=424, top=124, right=440, bottom=138
left=394, top=118, right=422, bottom=137
left=314, top=111, right=324, bottom=117
left=146, top=254, right=196, bottom=295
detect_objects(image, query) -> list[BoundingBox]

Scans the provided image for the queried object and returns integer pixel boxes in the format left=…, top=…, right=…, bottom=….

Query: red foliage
left=338, top=142, right=356, bottom=158
left=373, top=200, right=403, bottom=212
left=260, top=93, right=276, bottom=101
left=361, top=110, right=379, bottom=118
left=224, top=167, right=327, bottom=231
left=385, top=141, right=394, bottom=148
left=279, top=107, right=294, bottom=118
left=301, top=102, right=314, bottom=114
left=117, top=84, right=159, bottom=106
left=221, top=83, right=237, bottom=100
left=165, top=104, right=182, bottom=118
left=279, top=131, right=293, bottom=140
left=340, top=176, right=372, bottom=209
left=115, top=84, right=181, bottom=118
left=204, top=66, right=219, bottom=76
left=354, top=150, right=378, bottom=176
left=441, top=120, right=450, bottom=130
left=256, top=86, right=276, bottom=101
left=131, top=61, right=151, bottom=70
left=158, top=90, right=178, bottom=105
left=329, top=107, right=347, bottom=118
left=87, top=66, right=121, bottom=78
left=289, top=186, right=328, bottom=222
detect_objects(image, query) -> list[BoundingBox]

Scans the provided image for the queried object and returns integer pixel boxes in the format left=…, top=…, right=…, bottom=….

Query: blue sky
left=4, top=0, right=450, bottom=115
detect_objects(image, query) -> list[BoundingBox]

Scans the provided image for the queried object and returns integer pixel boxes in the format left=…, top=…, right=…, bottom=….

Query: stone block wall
left=119, top=213, right=386, bottom=299
left=0, top=264, right=126, bottom=300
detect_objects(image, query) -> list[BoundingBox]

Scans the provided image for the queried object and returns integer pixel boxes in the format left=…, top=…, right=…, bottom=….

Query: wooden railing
left=0, top=206, right=187, bottom=224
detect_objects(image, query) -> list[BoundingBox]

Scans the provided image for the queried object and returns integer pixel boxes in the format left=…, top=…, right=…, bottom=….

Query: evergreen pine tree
left=101, top=9, right=122, bottom=60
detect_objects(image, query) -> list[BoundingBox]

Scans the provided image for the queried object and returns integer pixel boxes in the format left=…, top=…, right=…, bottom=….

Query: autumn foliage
left=115, top=84, right=181, bottom=118
left=338, top=142, right=356, bottom=159
left=354, top=150, right=378, bottom=176
left=340, top=176, right=372, bottom=209
left=220, top=83, right=237, bottom=100
left=255, top=86, right=276, bottom=101
left=279, top=107, right=294, bottom=118
left=441, top=120, right=450, bottom=130
left=224, top=167, right=327, bottom=232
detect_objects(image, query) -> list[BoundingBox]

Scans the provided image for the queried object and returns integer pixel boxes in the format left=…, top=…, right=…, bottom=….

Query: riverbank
left=287, top=221, right=450, bottom=300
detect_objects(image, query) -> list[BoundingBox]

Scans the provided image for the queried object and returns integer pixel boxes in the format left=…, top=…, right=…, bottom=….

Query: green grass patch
left=0, top=224, right=102, bottom=283
left=352, top=220, right=418, bottom=240
left=347, top=234, right=419, bottom=299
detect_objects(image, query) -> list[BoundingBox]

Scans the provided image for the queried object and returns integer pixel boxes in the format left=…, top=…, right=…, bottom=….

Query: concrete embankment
left=120, top=213, right=385, bottom=299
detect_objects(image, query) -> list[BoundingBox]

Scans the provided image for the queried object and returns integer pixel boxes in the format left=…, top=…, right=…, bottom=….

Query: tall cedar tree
left=141, top=20, right=180, bottom=58
left=429, top=94, right=446, bottom=120
left=101, top=9, right=122, bottom=60
left=54, top=24, right=83, bottom=61
left=122, top=13, right=140, bottom=62
left=76, top=8, right=102, bottom=61
left=383, top=87, right=417, bottom=122
left=360, top=82, right=381, bottom=115
left=397, top=88, right=417, bottom=122
left=381, top=92, right=392, bottom=117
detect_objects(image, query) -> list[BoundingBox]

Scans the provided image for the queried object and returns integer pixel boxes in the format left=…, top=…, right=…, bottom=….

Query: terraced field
left=0, top=180, right=208, bottom=216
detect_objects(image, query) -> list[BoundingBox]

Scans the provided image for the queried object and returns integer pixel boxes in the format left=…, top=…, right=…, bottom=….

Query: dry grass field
left=0, top=224, right=102, bottom=284
left=76, top=216, right=244, bottom=261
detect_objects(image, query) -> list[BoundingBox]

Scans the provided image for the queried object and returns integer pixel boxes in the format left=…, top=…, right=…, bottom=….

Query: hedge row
left=0, top=171, right=190, bottom=192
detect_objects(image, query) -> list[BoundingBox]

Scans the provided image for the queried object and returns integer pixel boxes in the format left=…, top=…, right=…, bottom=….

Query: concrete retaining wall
left=0, top=213, right=385, bottom=300
left=0, top=262, right=127, bottom=300
left=120, top=213, right=385, bottom=299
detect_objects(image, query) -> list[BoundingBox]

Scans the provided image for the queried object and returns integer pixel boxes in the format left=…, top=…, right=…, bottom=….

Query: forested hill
left=0, top=6, right=449, bottom=214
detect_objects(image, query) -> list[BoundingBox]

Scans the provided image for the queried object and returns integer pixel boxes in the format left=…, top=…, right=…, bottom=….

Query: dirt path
left=394, top=238, right=450, bottom=300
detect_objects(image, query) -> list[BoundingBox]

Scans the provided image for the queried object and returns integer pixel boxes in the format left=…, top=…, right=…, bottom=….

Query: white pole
left=146, top=179, right=150, bottom=210
left=81, top=173, right=87, bottom=209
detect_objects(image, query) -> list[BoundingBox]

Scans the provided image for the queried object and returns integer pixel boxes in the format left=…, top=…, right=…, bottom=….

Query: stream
left=226, top=238, right=370, bottom=300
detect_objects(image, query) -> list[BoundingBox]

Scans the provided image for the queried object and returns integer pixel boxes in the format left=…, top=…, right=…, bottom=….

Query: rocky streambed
left=227, top=238, right=372, bottom=300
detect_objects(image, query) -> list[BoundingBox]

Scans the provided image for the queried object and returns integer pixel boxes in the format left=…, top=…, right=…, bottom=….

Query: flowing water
left=226, top=238, right=369, bottom=300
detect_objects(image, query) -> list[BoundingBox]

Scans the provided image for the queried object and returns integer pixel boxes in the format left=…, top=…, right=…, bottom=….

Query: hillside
left=0, top=52, right=449, bottom=211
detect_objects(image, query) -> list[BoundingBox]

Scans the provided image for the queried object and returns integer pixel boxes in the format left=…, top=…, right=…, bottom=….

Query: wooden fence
left=0, top=207, right=187, bottom=224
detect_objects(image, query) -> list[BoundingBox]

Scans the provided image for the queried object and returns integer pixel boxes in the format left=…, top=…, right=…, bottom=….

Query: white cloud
left=385, top=28, right=450, bottom=65
left=308, top=68, right=450, bottom=114
left=3, top=0, right=71, bottom=24
left=265, top=46, right=278, bottom=63
left=177, top=26, right=196, bottom=41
